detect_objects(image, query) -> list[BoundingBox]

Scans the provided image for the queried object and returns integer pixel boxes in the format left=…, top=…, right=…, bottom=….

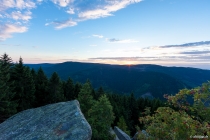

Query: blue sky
left=0, top=0, right=210, bottom=69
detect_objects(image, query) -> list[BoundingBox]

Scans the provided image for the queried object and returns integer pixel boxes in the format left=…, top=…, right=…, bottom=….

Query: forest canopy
left=1, top=53, right=210, bottom=139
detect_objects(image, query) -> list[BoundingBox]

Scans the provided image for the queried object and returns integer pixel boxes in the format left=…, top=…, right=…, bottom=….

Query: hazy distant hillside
left=131, top=64, right=210, bottom=87
left=27, top=62, right=210, bottom=99
left=25, top=63, right=55, bottom=69
left=70, top=66, right=188, bottom=99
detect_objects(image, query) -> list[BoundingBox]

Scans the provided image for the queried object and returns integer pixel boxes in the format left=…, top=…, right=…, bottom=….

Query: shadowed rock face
left=114, top=126, right=131, bottom=140
left=0, top=100, right=92, bottom=140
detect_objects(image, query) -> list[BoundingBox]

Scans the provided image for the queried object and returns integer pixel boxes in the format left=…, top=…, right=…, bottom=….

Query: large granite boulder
left=114, top=126, right=131, bottom=140
left=0, top=100, right=92, bottom=140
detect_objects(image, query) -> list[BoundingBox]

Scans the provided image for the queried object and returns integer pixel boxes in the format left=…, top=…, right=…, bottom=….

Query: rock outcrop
left=131, top=130, right=149, bottom=140
left=0, top=100, right=92, bottom=140
left=131, top=132, right=138, bottom=140
left=114, top=126, right=131, bottom=140
left=109, top=127, right=120, bottom=140
left=141, top=130, right=149, bottom=137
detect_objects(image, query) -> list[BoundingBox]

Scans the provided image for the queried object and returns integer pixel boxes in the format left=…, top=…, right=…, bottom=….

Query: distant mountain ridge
left=26, top=62, right=210, bottom=99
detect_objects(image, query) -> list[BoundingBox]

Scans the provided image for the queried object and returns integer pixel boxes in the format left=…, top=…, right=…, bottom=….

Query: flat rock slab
left=0, top=100, right=92, bottom=140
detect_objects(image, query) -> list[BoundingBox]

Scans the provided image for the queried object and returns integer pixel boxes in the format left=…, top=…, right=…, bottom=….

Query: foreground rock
left=0, top=100, right=92, bottom=140
left=109, top=127, right=120, bottom=140
left=131, top=132, right=138, bottom=140
left=114, top=126, right=131, bottom=140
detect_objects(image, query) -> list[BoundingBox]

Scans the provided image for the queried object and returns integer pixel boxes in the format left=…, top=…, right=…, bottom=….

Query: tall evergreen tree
left=117, top=116, right=130, bottom=135
left=94, top=86, right=104, bottom=100
left=0, top=54, right=17, bottom=121
left=78, top=80, right=95, bottom=117
left=30, top=68, right=37, bottom=82
left=63, top=77, right=75, bottom=101
left=47, top=72, right=65, bottom=103
left=0, top=61, right=17, bottom=122
left=122, top=95, right=129, bottom=124
left=24, top=66, right=36, bottom=107
left=74, top=82, right=82, bottom=98
left=0, top=53, right=15, bottom=100
left=0, top=53, right=13, bottom=67
left=88, top=95, right=115, bottom=140
left=34, top=67, right=49, bottom=107
left=127, top=93, right=139, bottom=135
left=11, top=57, right=35, bottom=111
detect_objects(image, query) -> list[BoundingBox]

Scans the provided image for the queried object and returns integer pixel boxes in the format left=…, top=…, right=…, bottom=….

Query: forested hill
left=26, top=62, right=210, bottom=99
left=131, top=64, right=210, bottom=88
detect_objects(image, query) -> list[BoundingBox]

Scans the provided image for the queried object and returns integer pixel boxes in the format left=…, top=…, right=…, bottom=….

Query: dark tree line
left=0, top=53, right=17, bottom=121
left=0, top=53, right=82, bottom=122
left=106, top=93, right=166, bottom=136
left=0, top=53, right=166, bottom=138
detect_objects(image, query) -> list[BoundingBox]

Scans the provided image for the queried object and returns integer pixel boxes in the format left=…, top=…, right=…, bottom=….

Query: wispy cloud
left=9, top=11, right=32, bottom=21
left=180, top=50, right=210, bottom=55
left=0, top=0, right=36, bottom=11
left=66, top=7, right=75, bottom=14
left=89, top=55, right=210, bottom=63
left=46, top=0, right=143, bottom=29
left=1, top=0, right=142, bottom=39
left=92, top=34, right=104, bottom=38
left=77, top=0, right=142, bottom=20
left=51, top=0, right=73, bottom=7
left=160, top=41, right=210, bottom=48
left=46, top=19, right=77, bottom=29
left=89, top=44, right=97, bottom=47
left=0, top=0, right=37, bottom=40
left=0, top=24, right=28, bottom=40
left=0, top=43, right=21, bottom=47
left=88, top=40, right=210, bottom=66
left=37, top=0, right=43, bottom=2
left=89, top=57, right=157, bottom=61
left=32, top=46, right=39, bottom=48
left=106, top=38, right=139, bottom=43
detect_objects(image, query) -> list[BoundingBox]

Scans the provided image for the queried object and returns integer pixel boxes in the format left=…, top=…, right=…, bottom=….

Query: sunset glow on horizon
left=1, top=0, right=210, bottom=69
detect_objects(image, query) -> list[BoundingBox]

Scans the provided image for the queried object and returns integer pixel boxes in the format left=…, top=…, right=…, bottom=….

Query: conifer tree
left=11, top=57, right=35, bottom=111
left=0, top=62, right=17, bottom=122
left=34, top=67, right=49, bottom=107
left=117, top=116, right=130, bottom=135
left=78, top=80, right=94, bottom=117
left=63, top=77, right=75, bottom=101
left=0, top=53, right=13, bottom=67
left=47, top=72, right=65, bottom=103
left=95, top=86, right=104, bottom=100
left=127, top=93, right=139, bottom=135
left=74, top=82, right=82, bottom=99
left=88, top=95, right=115, bottom=140
left=24, top=66, right=36, bottom=107
left=122, top=95, right=129, bottom=124
left=30, top=68, right=37, bottom=82
left=91, top=88, right=96, bottom=100
left=0, top=54, right=17, bottom=122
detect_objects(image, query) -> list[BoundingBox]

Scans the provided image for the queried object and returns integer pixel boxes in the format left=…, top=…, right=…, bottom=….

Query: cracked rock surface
left=0, top=100, right=92, bottom=140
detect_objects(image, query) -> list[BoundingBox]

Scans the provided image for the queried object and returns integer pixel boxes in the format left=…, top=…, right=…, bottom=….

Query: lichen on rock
left=0, top=100, right=92, bottom=140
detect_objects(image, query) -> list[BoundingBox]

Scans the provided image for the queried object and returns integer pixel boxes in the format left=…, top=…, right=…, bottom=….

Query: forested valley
left=0, top=53, right=166, bottom=139
left=1, top=53, right=210, bottom=139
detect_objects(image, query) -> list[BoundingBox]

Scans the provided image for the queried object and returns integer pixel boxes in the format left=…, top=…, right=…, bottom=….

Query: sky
left=0, top=0, right=210, bottom=69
